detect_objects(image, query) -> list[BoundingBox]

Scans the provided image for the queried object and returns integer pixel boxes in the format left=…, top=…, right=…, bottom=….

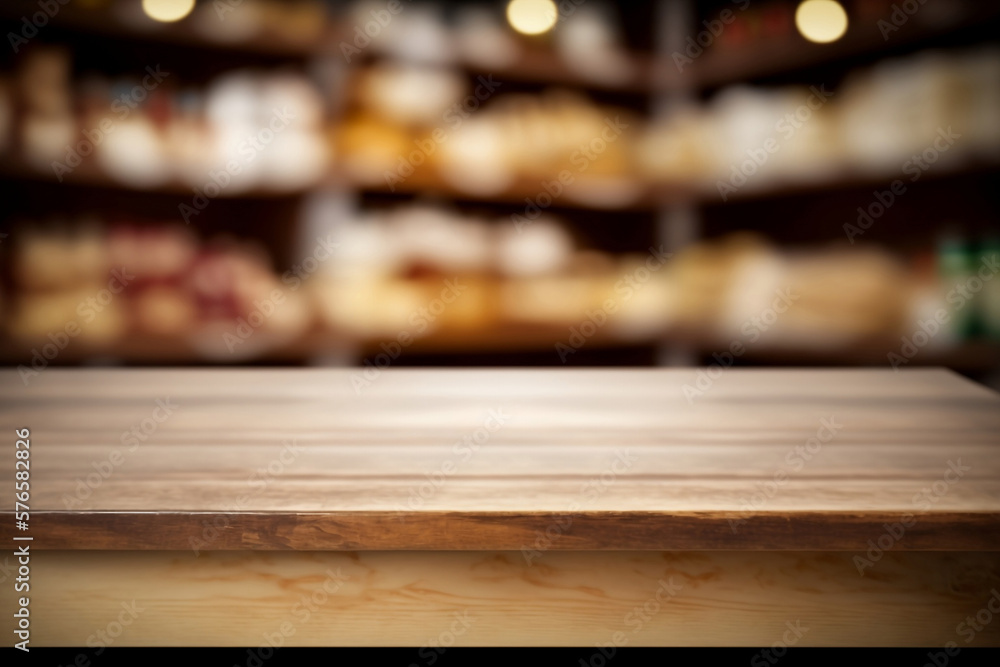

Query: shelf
left=2, top=1, right=655, bottom=94
left=0, top=151, right=663, bottom=210
left=3, top=321, right=997, bottom=370
left=3, top=150, right=997, bottom=214
left=0, top=321, right=662, bottom=365
left=0, top=155, right=316, bottom=200
left=382, top=158, right=998, bottom=211
left=357, top=45, right=656, bottom=96
left=0, top=1, right=330, bottom=59
left=6, top=1, right=998, bottom=97
left=353, top=322, right=652, bottom=357
left=662, top=3, right=1000, bottom=92
left=335, top=168, right=663, bottom=212
left=692, top=158, right=1000, bottom=206
left=690, top=338, right=1000, bottom=371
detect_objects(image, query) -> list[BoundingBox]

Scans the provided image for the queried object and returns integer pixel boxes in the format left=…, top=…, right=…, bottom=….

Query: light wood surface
left=3, top=550, right=998, bottom=646
left=1, top=368, right=998, bottom=550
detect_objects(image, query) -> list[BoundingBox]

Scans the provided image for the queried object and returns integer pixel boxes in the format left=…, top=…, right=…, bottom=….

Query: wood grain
left=1, top=368, right=998, bottom=550
left=3, top=549, right=998, bottom=646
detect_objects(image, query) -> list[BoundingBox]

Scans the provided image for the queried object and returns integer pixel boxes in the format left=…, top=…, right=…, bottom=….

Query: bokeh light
left=507, top=0, right=558, bottom=36
left=795, top=0, right=848, bottom=44
left=142, top=0, right=195, bottom=23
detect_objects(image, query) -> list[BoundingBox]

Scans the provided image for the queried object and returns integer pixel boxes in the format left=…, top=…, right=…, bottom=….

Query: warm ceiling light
left=795, top=0, right=848, bottom=44
left=142, top=0, right=195, bottom=23
left=506, top=0, right=558, bottom=36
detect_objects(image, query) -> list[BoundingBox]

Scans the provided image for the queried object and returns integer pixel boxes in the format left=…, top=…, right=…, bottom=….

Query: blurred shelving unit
left=673, top=1, right=1000, bottom=91
left=0, top=0, right=998, bottom=381
left=648, top=0, right=1000, bottom=386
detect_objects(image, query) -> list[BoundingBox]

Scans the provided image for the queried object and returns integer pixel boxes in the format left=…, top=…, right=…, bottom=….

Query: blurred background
left=0, top=0, right=998, bottom=387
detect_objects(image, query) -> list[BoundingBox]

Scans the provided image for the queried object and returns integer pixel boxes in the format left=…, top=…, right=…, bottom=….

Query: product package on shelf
left=4, top=221, right=314, bottom=362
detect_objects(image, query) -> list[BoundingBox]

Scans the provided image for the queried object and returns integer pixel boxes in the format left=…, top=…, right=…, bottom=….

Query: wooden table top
left=2, top=368, right=998, bottom=551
